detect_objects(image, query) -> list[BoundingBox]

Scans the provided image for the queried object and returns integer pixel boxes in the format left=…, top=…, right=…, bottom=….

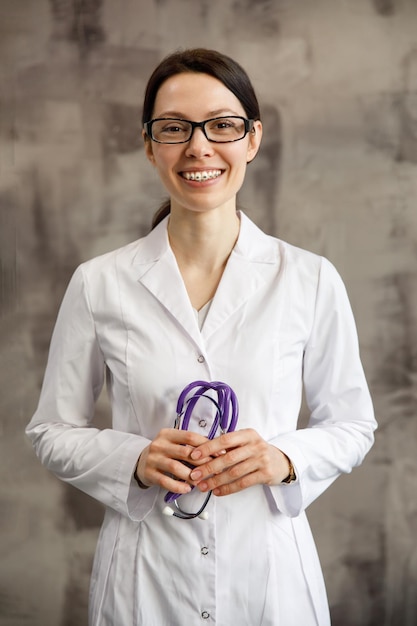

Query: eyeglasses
left=144, top=116, right=254, bottom=144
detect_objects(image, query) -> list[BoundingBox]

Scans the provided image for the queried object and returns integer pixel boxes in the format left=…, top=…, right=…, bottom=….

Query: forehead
left=153, top=72, right=246, bottom=119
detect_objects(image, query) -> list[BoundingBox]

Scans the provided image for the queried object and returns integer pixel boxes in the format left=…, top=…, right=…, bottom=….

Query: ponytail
left=151, top=200, right=171, bottom=230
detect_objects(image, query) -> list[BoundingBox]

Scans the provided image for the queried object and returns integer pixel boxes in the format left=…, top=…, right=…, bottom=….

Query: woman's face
left=144, top=72, right=262, bottom=217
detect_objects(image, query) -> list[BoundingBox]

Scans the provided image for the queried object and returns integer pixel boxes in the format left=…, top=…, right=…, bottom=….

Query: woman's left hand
left=187, top=428, right=292, bottom=496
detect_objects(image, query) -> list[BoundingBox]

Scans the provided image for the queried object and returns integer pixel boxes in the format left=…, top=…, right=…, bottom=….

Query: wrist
left=134, top=454, right=151, bottom=489
left=281, top=453, right=296, bottom=484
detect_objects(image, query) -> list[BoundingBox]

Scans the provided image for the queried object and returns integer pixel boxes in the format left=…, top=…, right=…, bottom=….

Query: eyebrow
left=154, top=109, right=243, bottom=119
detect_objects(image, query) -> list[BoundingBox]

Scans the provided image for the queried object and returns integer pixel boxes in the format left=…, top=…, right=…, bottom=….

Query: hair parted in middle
left=142, top=48, right=261, bottom=128
left=142, top=48, right=262, bottom=229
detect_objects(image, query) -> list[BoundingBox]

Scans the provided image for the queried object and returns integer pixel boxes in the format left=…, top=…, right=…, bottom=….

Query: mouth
left=180, top=169, right=223, bottom=182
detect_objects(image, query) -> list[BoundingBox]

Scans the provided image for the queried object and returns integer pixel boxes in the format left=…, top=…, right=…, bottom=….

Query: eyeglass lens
left=150, top=117, right=248, bottom=143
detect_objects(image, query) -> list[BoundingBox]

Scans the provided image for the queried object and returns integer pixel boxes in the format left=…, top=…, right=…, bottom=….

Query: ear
left=246, top=120, right=263, bottom=164
left=143, top=130, right=156, bottom=165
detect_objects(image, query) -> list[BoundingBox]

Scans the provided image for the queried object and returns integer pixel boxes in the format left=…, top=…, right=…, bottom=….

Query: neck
left=167, top=207, right=240, bottom=272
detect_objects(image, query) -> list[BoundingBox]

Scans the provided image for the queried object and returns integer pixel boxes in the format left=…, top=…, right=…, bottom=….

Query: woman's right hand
left=135, top=428, right=211, bottom=494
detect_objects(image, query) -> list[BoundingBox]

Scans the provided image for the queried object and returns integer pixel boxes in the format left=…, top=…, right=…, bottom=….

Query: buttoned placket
left=194, top=348, right=216, bottom=623
left=197, top=517, right=216, bottom=623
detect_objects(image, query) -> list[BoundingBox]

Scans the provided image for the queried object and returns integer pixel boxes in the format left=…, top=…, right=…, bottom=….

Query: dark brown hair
left=143, top=48, right=261, bottom=229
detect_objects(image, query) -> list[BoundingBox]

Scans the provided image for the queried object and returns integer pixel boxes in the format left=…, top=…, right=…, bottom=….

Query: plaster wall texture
left=1, top=1, right=416, bottom=625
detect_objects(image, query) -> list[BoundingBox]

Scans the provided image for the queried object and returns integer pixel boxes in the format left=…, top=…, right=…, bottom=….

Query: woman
left=26, top=48, right=376, bottom=625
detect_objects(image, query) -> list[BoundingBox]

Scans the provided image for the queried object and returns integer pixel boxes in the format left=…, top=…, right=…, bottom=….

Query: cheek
left=229, top=141, right=252, bottom=167
left=152, top=147, right=178, bottom=173
left=229, top=149, right=249, bottom=180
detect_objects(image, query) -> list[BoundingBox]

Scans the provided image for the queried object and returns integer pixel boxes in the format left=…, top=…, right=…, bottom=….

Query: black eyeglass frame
left=143, top=116, right=255, bottom=144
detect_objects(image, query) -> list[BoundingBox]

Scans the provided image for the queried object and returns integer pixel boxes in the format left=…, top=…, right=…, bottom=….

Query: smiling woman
left=143, top=70, right=262, bottom=228
left=142, top=48, right=262, bottom=229
left=26, top=48, right=376, bottom=626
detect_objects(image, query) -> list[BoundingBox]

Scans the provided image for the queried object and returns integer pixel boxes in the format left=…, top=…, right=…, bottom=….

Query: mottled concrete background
left=1, top=1, right=416, bottom=625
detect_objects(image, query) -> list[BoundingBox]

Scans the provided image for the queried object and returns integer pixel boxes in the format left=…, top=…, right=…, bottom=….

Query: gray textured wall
left=1, top=1, right=417, bottom=625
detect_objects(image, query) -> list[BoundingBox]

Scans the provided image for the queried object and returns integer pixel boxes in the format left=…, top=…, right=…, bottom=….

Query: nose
left=185, top=126, right=214, bottom=158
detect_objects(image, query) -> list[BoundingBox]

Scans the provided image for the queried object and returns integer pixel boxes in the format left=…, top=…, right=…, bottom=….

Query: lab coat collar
left=131, top=212, right=280, bottom=345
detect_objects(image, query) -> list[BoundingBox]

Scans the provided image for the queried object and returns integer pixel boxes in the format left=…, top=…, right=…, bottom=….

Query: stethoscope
left=162, top=380, right=239, bottom=520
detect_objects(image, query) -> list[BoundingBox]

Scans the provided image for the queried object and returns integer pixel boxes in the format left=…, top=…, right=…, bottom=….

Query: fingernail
left=190, top=470, right=201, bottom=480
left=199, top=482, right=208, bottom=492
left=191, top=450, right=202, bottom=460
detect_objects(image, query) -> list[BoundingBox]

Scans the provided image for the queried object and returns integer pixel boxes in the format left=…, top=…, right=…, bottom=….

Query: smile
left=180, top=169, right=223, bottom=182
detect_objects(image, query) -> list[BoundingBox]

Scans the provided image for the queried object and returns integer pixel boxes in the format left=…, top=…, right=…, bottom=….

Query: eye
left=163, top=124, right=182, bottom=133
left=215, top=120, right=234, bottom=129
left=160, top=121, right=189, bottom=134
left=205, top=117, right=246, bottom=141
left=210, top=118, right=236, bottom=130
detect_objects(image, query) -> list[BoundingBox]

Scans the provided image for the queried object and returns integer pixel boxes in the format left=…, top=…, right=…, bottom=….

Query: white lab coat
left=26, top=212, right=376, bottom=626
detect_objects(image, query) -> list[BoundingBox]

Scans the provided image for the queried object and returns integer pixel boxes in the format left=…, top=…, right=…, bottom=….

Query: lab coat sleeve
left=268, top=257, right=377, bottom=517
left=25, top=265, right=158, bottom=522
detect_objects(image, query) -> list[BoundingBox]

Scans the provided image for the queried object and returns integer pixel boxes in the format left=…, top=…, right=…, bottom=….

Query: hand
left=187, top=428, right=292, bottom=496
left=135, top=428, right=213, bottom=495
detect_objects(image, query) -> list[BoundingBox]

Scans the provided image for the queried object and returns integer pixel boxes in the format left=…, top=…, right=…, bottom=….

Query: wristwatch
left=281, top=456, right=296, bottom=484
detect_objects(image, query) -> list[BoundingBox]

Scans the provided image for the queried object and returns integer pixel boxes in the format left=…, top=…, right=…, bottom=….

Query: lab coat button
left=199, top=419, right=207, bottom=428
left=201, top=611, right=210, bottom=619
left=197, top=354, right=205, bottom=363
left=201, top=546, right=209, bottom=555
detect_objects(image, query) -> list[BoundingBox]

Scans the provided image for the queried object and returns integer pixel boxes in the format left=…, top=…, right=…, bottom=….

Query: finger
left=162, top=428, right=209, bottom=449
left=153, top=471, right=193, bottom=495
left=199, top=456, right=261, bottom=491
left=145, top=455, right=195, bottom=492
left=150, top=434, right=207, bottom=465
left=212, top=470, right=259, bottom=496
left=202, top=446, right=284, bottom=493
left=189, top=445, right=250, bottom=484
left=197, top=468, right=261, bottom=496
left=189, top=431, right=245, bottom=462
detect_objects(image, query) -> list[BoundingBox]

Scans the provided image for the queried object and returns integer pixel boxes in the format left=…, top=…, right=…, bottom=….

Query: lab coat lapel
left=201, top=253, right=266, bottom=340
left=132, top=221, right=202, bottom=348
left=202, top=212, right=279, bottom=340
left=131, top=213, right=279, bottom=346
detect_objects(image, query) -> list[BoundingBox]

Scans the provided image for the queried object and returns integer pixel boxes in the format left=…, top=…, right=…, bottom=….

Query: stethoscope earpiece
left=162, top=505, right=210, bottom=520
left=162, top=506, right=175, bottom=517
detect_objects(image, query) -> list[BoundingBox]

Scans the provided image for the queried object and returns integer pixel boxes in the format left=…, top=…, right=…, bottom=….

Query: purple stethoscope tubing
left=163, top=380, right=239, bottom=518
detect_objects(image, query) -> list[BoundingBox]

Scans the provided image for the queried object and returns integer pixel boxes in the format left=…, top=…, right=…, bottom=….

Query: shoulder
left=75, top=218, right=168, bottom=281
left=238, top=213, right=347, bottom=304
left=238, top=211, right=326, bottom=276
left=79, top=238, right=143, bottom=276
left=278, top=239, right=347, bottom=305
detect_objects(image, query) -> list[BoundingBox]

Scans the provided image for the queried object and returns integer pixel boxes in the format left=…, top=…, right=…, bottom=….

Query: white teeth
left=182, top=170, right=222, bottom=181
